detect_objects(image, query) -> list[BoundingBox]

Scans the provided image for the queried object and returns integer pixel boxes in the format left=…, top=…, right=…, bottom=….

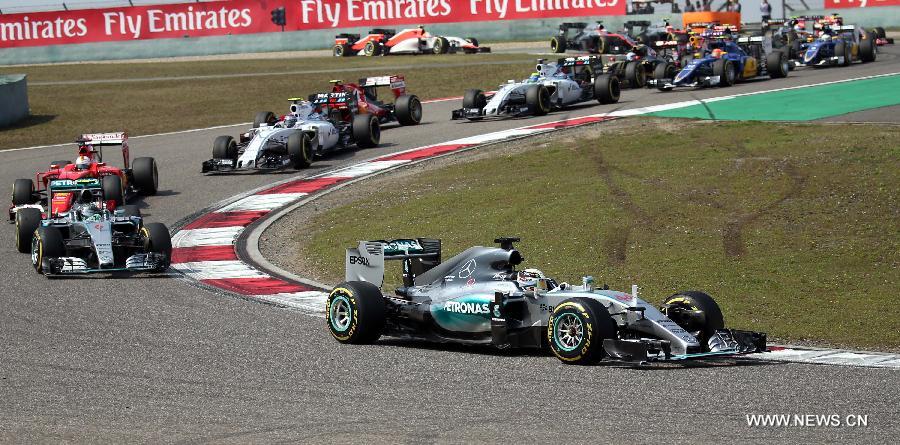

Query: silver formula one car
left=202, top=95, right=380, bottom=173
left=326, top=237, right=767, bottom=365
left=451, top=56, right=620, bottom=121
left=14, top=178, right=171, bottom=276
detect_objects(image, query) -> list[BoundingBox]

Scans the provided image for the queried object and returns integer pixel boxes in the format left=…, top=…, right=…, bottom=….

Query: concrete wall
left=1, top=7, right=897, bottom=65
left=0, top=75, right=28, bottom=127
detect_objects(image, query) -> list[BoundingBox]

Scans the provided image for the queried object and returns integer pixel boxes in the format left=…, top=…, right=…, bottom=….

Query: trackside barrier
left=0, top=75, right=28, bottom=126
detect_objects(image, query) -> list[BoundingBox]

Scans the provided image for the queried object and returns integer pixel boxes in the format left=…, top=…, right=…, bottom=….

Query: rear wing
left=558, top=55, right=604, bottom=71
left=309, top=91, right=355, bottom=109
left=345, top=238, right=441, bottom=288
left=359, top=75, right=405, bottom=88
left=737, top=36, right=764, bottom=43
left=76, top=132, right=129, bottom=168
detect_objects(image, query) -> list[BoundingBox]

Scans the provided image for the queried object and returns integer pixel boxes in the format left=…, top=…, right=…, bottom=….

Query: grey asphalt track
left=1, top=47, right=899, bottom=443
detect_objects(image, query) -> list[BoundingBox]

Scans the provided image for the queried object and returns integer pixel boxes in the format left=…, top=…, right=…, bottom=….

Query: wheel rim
left=329, top=296, right=352, bottom=332
left=411, top=99, right=422, bottom=122
left=31, top=234, right=40, bottom=268
left=554, top=313, right=584, bottom=352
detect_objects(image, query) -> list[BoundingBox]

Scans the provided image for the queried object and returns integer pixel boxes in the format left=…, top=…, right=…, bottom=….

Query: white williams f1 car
left=327, top=237, right=768, bottom=365
left=452, top=56, right=620, bottom=120
left=202, top=96, right=380, bottom=173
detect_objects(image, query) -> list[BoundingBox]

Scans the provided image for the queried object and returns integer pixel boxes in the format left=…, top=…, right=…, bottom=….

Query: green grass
left=299, top=119, right=900, bottom=349
left=0, top=53, right=537, bottom=149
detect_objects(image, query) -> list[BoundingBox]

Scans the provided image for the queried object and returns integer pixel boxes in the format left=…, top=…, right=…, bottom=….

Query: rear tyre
left=12, top=178, right=35, bottom=206
left=550, top=36, right=566, bottom=53
left=102, top=175, right=124, bottom=207
left=433, top=36, right=450, bottom=54
left=363, top=40, right=382, bottom=56
left=15, top=207, right=41, bottom=254
left=524, top=84, right=551, bottom=116
left=835, top=40, right=851, bottom=67
left=662, top=291, right=725, bottom=351
left=212, top=135, right=238, bottom=164
left=352, top=114, right=380, bottom=149
left=395, top=94, right=423, bottom=126
left=766, top=51, right=788, bottom=78
left=287, top=132, right=313, bottom=169
left=548, top=297, right=617, bottom=365
left=653, top=62, right=676, bottom=81
left=143, top=222, right=172, bottom=269
left=625, top=61, right=646, bottom=88
left=32, top=226, right=65, bottom=274
left=131, top=157, right=158, bottom=195
left=593, top=74, right=620, bottom=104
left=253, top=111, right=276, bottom=128
left=327, top=281, right=386, bottom=344
left=712, top=59, right=735, bottom=87
left=859, top=33, right=877, bottom=63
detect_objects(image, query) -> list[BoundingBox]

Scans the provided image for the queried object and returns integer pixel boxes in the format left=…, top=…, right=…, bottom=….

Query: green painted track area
left=650, top=74, right=900, bottom=121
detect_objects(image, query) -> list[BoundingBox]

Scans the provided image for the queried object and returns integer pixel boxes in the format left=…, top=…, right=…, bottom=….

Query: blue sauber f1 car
left=650, top=35, right=789, bottom=90
left=797, top=25, right=877, bottom=67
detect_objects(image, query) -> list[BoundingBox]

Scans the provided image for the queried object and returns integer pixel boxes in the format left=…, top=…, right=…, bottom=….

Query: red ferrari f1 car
left=326, top=75, right=423, bottom=126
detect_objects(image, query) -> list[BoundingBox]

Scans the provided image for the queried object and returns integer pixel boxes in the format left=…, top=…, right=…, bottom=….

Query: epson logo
left=349, top=255, right=370, bottom=266
left=443, top=301, right=489, bottom=315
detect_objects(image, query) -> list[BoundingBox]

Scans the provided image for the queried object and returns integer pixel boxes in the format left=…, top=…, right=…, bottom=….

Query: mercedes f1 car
left=10, top=132, right=158, bottom=215
left=326, top=237, right=767, bottom=365
left=451, top=57, right=620, bottom=120
left=328, top=75, right=422, bottom=126
left=202, top=97, right=380, bottom=173
left=333, top=26, right=489, bottom=56
left=796, top=25, right=876, bottom=67
left=13, top=178, right=171, bottom=276
left=650, top=34, right=789, bottom=91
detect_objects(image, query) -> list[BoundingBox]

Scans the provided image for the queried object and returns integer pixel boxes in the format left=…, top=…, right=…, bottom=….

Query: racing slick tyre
left=525, top=84, right=551, bottom=116
left=212, top=135, right=238, bottom=165
left=352, top=114, right=380, bottom=149
left=327, top=281, right=386, bottom=344
left=102, top=175, right=125, bottom=208
left=132, top=157, right=159, bottom=195
left=874, top=27, right=886, bottom=40
left=15, top=207, right=41, bottom=254
left=712, top=59, right=736, bottom=87
left=465, top=37, right=479, bottom=47
left=253, top=111, right=276, bottom=128
left=463, top=89, right=487, bottom=109
left=12, top=178, right=35, bottom=206
left=653, top=62, right=676, bottom=81
left=594, top=36, right=608, bottom=54
left=287, top=132, right=313, bottom=169
left=363, top=40, right=382, bottom=57
left=433, top=36, right=450, bottom=54
left=835, top=40, right=851, bottom=67
left=333, top=43, right=352, bottom=57
left=548, top=298, right=617, bottom=365
left=123, top=205, right=141, bottom=218
left=395, top=94, right=423, bottom=126
left=32, top=226, right=65, bottom=274
left=859, top=33, right=877, bottom=63
left=550, top=36, right=567, bottom=53
left=766, top=51, right=789, bottom=79
left=625, top=61, right=646, bottom=88
left=662, top=291, right=725, bottom=351
left=143, top=222, right=172, bottom=269
left=593, top=74, right=620, bottom=104
left=50, top=160, right=71, bottom=168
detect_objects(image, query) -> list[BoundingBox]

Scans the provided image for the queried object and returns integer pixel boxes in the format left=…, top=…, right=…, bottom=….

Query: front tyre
left=287, top=132, right=313, bottom=169
left=15, top=207, right=41, bottom=254
left=525, top=84, right=551, bottom=116
left=32, top=226, right=65, bottom=274
left=327, top=281, right=386, bottom=344
left=142, top=222, right=172, bottom=270
left=212, top=135, right=238, bottom=165
left=712, top=59, right=736, bottom=87
left=352, top=114, right=380, bottom=149
left=548, top=298, right=617, bottom=365
left=766, top=51, right=789, bottom=78
left=433, top=36, right=450, bottom=54
left=395, top=94, right=423, bottom=126
left=662, top=291, right=725, bottom=351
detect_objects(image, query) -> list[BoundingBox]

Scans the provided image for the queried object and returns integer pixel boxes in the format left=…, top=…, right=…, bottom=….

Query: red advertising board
left=0, top=0, right=626, bottom=49
left=825, top=0, right=900, bottom=8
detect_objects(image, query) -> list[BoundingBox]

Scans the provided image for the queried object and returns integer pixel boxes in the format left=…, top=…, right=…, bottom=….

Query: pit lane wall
left=1, top=0, right=898, bottom=65
left=0, top=75, right=28, bottom=126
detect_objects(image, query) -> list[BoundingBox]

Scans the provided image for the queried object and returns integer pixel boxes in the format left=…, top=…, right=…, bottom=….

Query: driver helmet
left=711, top=48, right=725, bottom=58
left=528, top=72, right=541, bottom=82
left=516, top=268, right=545, bottom=290
left=75, top=155, right=93, bottom=170
left=284, top=115, right=298, bottom=128
left=625, top=51, right=637, bottom=61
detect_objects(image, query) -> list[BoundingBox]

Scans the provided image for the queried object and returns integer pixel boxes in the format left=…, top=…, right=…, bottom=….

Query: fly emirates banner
left=0, top=0, right=625, bottom=48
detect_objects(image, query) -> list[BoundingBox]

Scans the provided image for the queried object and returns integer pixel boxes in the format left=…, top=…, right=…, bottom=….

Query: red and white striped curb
left=171, top=114, right=618, bottom=307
